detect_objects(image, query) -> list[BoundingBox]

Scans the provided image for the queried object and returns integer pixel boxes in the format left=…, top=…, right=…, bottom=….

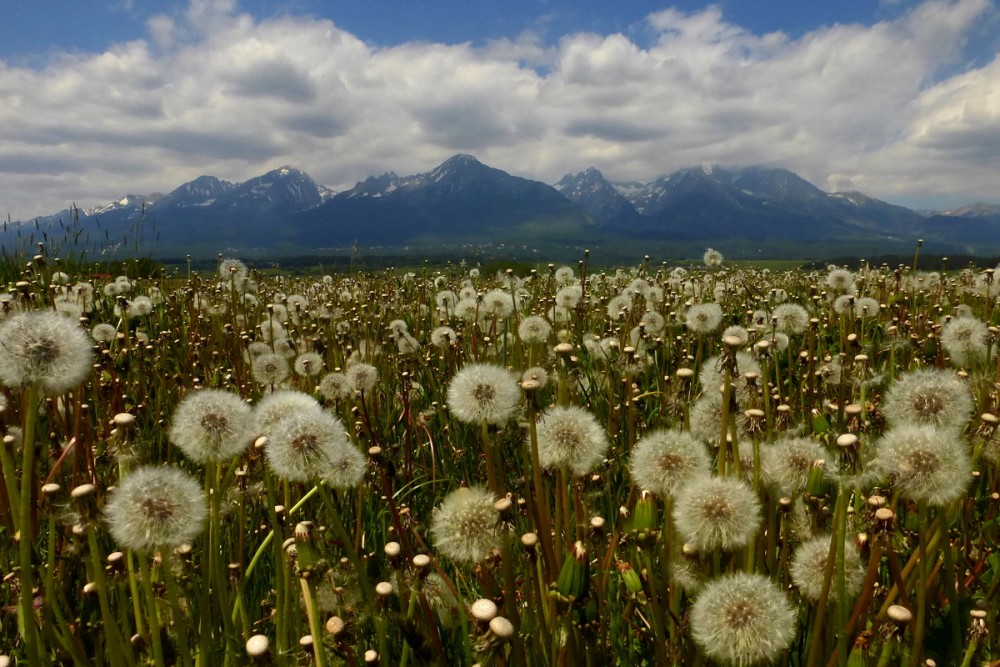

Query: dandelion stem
left=17, top=383, right=43, bottom=666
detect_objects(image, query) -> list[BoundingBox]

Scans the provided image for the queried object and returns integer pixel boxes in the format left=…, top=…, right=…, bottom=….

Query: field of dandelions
left=0, top=247, right=998, bottom=667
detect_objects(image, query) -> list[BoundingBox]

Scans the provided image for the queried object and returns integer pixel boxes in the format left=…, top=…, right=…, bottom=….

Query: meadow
left=0, top=247, right=998, bottom=666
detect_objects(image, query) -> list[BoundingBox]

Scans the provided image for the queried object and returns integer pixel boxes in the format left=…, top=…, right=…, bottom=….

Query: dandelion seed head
left=882, top=368, right=973, bottom=432
left=293, top=352, right=324, bottom=377
left=265, top=409, right=351, bottom=482
left=517, top=315, right=552, bottom=344
left=168, top=389, right=256, bottom=464
left=430, top=326, right=457, bottom=348
left=0, top=310, right=93, bottom=395
left=940, top=315, right=990, bottom=368
left=772, top=303, right=809, bottom=334
left=252, top=352, right=290, bottom=386
left=323, top=441, right=367, bottom=489
left=430, top=486, right=501, bottom=564
left=685, top=303, right=724, bottom=334
left=317, top=372, right=353, bottom=402
left=91, top=322, right=118, bottom=343
left=825, top=269, right=856, bottom=293
left=790, top=534, right=865, bottom=602
left=690, top=572, right=796, bottom=666
left=874, top=425, right=971, bottom=506
left=535, top=405, right=610, bottom=476
left=346, top=362, right=378, bottom=393
left=630, top=429, right=711, bottom=499
left=703, top=248, right=724, bottom=267
left=255, top=389, right=322, bottom=435
left=105, top=466, right=207, bottom=552
left=761, top=437, right=836, bottom=494
left=673, top=476, right=762, bottom=552
left=446, top=363, right=520, bottom=426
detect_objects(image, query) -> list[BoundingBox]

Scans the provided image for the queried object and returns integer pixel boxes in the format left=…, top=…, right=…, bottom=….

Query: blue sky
left=2, top=0, right=999, bottom=217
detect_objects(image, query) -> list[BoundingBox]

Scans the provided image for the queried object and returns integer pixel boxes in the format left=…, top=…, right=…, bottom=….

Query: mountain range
left=5, top=155, right=1000, bottom=262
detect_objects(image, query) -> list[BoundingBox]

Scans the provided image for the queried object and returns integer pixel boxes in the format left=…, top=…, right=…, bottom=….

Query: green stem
left=909, top=502, right=931, bottom=667
left=137, top=552, right=166, bottom=667
left=17, top=384, right=44, bottom=666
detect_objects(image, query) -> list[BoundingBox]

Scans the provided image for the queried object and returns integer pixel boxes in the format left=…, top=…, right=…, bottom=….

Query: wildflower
left=881, top=368, right=973, bottom=432
left=517, top=315, right=552, bottom=344
left=825, top=268, right=856, bottom=293
left=790, top=534, right=865, bottom=602
left=535, top=405, right=610, bottom=476
left=873, top=425, right=971, bottom=506
left=703, top=248, right=724, bottom=267
left=853, top=297, right=880, bottom=318
left=446, top=363, right=520, bottom=426
left=91, top=322, right=118, bottom=343
left=168, top=389, right=256, bottom=464
left=251, top=352, right=290, bottom=386
left=630, top=429, right=712, bottom=499
left=690, top=572, right=796, bottom=666
left=722, top=325, right=750, bottom=347
left=672, top=476, right=761, bottom=551
left=430, top=486, right=501, bottom=564
left=125, top=296, right=154, bottom=319
left=318, top=372, right=353, bottom=402
left=481, top=289, right=515, bottom=318
left=53, top=293, right=83, bottom=319
left=0, top=309, right=93, bottom=395
left=606, top=294, right=633, bottom=319
left=454, top=297, right=479, bottom=321
left=832, top=294, right=854, bottom=316
left=761, top=437, right=835, bottom=494
left=293, top=352, right=325, bottom=377
left=435, top=290, right=458, bottom=311
left=430, top=326, right=457, bottom=348
left=554, top=266, right=575, bottom=284
left=323, top=441, right=367, bottom=489
left=105, top=466, right=207, bottom=551
left=346, top=362, right=378, bottom=393
left=698, top=352, right=761, bottom=398
left=265, top=408, right=352, bottom=482
left=640, top=309, right=665, bottom=333
left=521, top=366, right=549, bottom=387
left=755, top=330, right=789, bottom=352
left=940, top=315, right=990, bottom=368
left=772, top=303, right=809, bottom=334
left=255, top=389, right=322, bottom=435
left=219, top=258, right=249, bottom=286
left=554, top=285, right=583, bottom=309
left=689, top=392, right=747, bottom=444
left=257, top=319, right=287, bottom=343
left=685, top=303, right=724, bottom=334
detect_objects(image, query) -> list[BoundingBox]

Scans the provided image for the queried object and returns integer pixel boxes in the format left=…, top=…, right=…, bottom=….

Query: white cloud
left=1, top=0, right=998, bottom=218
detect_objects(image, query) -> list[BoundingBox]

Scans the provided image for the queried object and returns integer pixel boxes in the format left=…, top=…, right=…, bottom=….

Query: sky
left=2, top=0, right=999, bottom=220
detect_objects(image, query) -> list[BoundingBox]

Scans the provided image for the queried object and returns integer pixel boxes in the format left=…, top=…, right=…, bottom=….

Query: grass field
left=0, top=248, right=998, bottom=666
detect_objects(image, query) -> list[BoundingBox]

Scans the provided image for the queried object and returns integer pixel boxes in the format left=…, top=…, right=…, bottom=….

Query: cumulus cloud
left=1, top=0, right=997, bottom=218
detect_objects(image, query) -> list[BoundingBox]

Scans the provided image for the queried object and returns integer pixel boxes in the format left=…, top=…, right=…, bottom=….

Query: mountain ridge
left=6, top=156, right=999, bottom=260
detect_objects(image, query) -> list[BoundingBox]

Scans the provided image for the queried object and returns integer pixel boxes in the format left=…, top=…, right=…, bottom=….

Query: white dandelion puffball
left=881, top=368, right=973, bottom=433
left=630, top=429, right=712, bottom=499
left=673, top=476, right=762, bottom=552
left=0, top=310, right=93, bottom=395
left=690, top=572, right=796, bottom=666
left=430, top=486, right=501, bottom=564
left=105, top=466, right=207, bottom=551
left=168, top=389, right=257, bottom=464
left=446, top=363, right=520, bottom=426
left=535, top=405, right=610, bottom=476
left=873, top=425, right=971, bottom=506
